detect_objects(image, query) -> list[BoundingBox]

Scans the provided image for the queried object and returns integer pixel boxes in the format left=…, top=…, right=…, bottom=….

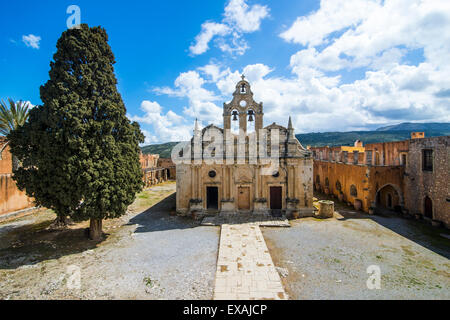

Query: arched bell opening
left=247, top=109, right=255, bottom=134
left=231, top=109, right=240, bottom=135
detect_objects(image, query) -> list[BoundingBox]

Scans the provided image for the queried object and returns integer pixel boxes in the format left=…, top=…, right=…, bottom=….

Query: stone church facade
left=176, top=77, right=314, bottom=217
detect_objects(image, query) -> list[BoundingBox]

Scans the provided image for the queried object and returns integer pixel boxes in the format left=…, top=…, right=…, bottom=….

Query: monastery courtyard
left=0, top=182, right=449, bottom=300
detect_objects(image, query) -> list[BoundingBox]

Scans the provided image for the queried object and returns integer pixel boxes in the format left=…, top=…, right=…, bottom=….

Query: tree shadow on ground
left=0, top=218, right=107, bottom=270
left=315, top=191, right=450, bottom=259
left=128, top=193, right=202, bottom=233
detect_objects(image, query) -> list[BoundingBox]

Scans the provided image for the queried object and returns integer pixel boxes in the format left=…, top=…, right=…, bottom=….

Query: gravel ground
left=263, top=197, right=450, bottom=300
left=0, top=183, right=219, bottom=300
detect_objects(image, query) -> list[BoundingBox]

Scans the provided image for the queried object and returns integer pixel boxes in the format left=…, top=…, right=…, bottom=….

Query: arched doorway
left=424, top=196, right=433, bottom=219
left=375, top=184, right=402, bottom=213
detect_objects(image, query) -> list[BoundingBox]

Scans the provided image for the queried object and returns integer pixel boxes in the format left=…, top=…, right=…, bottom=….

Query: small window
left=366, top=151, right=373, bottom=165
left=401, top=154, right=407, bottom=166
left=343, top=151, right=348, bottom=163
left=422, top=149, right=433, bottom=171
left=350, top=185, right=357, bottom=197
left=353, top=151, right=358, bottom=164
left=335, top=180, right=342, bottom=191
left=325, top=177, right=329, bottom=187
left=208, top=170, right=216, bottom=178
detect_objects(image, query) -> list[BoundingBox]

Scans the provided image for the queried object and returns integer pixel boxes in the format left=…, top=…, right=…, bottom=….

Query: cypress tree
left=8, top=24, right=144, bottom=239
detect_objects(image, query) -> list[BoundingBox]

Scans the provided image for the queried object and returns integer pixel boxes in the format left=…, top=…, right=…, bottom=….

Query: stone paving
left=202, top=214, right=290, bottom=227
left=213, top=223, right=288, bottom=300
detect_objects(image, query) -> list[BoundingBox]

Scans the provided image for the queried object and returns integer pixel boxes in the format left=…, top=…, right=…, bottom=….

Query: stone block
left=318, top=200, right=334, bottom=218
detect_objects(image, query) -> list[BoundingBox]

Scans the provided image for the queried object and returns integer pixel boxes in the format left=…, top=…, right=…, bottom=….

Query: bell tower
left=223, top=75, right=264, bottom=133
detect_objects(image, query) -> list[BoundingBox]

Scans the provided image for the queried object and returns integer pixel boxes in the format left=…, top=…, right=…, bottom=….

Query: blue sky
left=1, top=0, right=449, bottom=144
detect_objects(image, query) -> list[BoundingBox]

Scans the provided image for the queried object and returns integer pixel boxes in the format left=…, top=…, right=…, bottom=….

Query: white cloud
left=198, top=61, right=449, bottom=133
left=22, top=34, right=41, bottom=49
left=280, top=0, right=380, bottom=46
left=189, top=22, right=230, bottom=55
left=128, top=101, right=192, bottom=144
left=139, top=0, right=450, bottom=143
left=189, top=0, right=269, bottom=56
left=155, top=70, right=223, bottom=125
left=224, top=0, right=269, bottom=32
left=285, top=0, right=450, bottom=72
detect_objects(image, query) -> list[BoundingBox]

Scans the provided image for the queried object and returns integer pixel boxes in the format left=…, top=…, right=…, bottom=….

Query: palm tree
left=0, top=98, right=31, bottom=170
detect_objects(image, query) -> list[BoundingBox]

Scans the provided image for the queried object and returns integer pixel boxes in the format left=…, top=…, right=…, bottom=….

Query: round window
left=272, top=171, right=280, bottom=178
left=239, top=100, right=247, bottom=107
left=208, top=170, right=216, bottom=178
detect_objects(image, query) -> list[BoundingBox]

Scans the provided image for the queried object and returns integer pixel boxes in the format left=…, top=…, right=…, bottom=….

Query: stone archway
left=375, top=184, right=403, bottom=213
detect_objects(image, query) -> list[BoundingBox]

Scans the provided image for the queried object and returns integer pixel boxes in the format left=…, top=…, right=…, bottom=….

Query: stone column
left=294, top=166, right=298, bottom=199
left=191, top=166, right=196, bottom=198
left=239, top=112, right=247, bottom=133
left=223, top=114, right=231, bottom=131
left=197, top=166, right=202, bottom=202
left=255, top=113, right=263, bottom=132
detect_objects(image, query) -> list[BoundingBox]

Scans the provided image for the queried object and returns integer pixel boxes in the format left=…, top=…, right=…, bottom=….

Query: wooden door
left=237, top=187, right=250, bottom=210
left=207, top=187, right=218, bottom=210
left=270, top=186, right=282, bottom=210
left=424, top=196, right=433, bottom=219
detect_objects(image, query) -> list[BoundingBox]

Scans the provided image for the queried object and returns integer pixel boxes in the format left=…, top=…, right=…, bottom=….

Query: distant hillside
left=140, top=128, right=450, bottom=156
left=376, top=122, right=450, bottom=131
left=296, top=130, right=450, bottom=147
left=140, top=142, right=181, bottom=158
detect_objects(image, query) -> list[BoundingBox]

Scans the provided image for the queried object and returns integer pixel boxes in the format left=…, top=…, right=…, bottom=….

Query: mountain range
left=141, top=122, right=450, bottom=158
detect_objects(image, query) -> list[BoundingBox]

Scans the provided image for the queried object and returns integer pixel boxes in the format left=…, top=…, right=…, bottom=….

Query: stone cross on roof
left=241, top=74, right=245, bottom=80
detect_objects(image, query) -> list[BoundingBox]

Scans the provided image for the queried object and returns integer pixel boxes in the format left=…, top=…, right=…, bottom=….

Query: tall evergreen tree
left=8, top=24, right=144, bottom=239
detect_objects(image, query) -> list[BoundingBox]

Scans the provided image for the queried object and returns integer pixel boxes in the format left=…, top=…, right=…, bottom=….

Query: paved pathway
left=202, top=214, right=290, bottom=227
left=213, top=223, right=288, bottom=300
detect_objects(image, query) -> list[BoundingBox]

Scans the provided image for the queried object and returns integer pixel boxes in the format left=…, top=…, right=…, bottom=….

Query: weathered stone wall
left=311, top=139, right=409, bottom=166
left=365, top=140, right=409, bottom=166
left=157, top=158, right=176, bottom=180
left=140, top=153, right=170, bottom=187
left=314, top=160, right=371, bottom=211
left=176, top=158, right=313, bottom=216
left=369, top=165, right=405, bottom=211
left=0, top=139, right=35, bottom=216
left=0, top=138, right=13, bottom=174
left=404, top=136, right=450, bottom=227
left=313, top=160, right=404, bottom=212
left=0, top=174, right=34, bottom=215
left=140, top=153, right=159, bottom=169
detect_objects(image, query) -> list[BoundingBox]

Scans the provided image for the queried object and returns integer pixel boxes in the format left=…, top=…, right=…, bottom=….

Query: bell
left=248, top=110, right=254, bottom=121
left=232, top=110, right=238, bottom=121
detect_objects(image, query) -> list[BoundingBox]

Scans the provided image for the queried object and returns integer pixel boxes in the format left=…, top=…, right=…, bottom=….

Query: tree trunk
left=89, top=218, right=103, bottom=240
left=47, top=215, right=70, bottom=230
